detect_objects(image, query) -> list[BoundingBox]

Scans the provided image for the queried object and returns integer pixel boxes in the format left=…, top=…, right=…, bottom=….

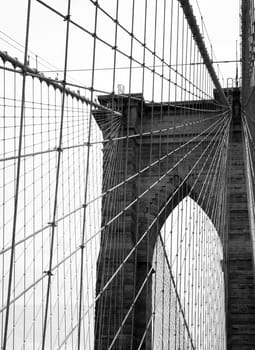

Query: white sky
left=190, top=0, right=241, bottom=85
left=0, top=0, right=241, bottom=91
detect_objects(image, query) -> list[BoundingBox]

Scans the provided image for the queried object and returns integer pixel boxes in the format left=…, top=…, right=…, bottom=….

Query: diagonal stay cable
left=0, top=113, right=221, bottom=163
left=45, top=113, right=230, bottom=347
left=1, top=112, right=229, bottom=325
left=34, top=0, right=223, bottom=104
left=88, top=113, right=229, bottom=242
left=166, top=116, right=230, bottom=269
left=0, top=111, right=228, bottom=256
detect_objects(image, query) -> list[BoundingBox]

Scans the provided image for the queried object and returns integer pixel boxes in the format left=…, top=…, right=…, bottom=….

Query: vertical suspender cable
left=77, top=2, right=99, bottom=348
left=42, top=1, right=71, bottom=349
left=2, top=1, right=32, bottom=348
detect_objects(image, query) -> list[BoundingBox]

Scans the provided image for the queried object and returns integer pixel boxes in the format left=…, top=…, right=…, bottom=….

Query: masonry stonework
left=94, top=90, right=255, bottom=349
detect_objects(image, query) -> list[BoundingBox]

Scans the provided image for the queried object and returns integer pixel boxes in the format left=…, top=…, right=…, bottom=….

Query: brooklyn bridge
left=1, top=0, right=255, bottom=349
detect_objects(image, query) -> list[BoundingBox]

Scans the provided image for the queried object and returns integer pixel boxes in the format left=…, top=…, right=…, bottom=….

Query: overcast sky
left=1, top=0, right=240, bottom=90
left=190, top=0, right=240, bottom=84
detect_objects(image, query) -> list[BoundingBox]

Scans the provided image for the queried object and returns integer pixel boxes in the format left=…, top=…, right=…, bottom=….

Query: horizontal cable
left=85, top=111, right=229, bottom=212
left=91, top=112, right=224, bottom=144
left=0, top=114, right=229, bottom=316
left=40, top=60, right=241, bottom=73
left=88, top=0, right=226, bottom=105
left=0, top=120, right=120, bottom=162
left=0, top=112, right=228, bottom=255
left=0, top=113, right=221, bottom=162
left=34, top=0, right=220, bottom=103
left=94, top=115, right=230, bottom=301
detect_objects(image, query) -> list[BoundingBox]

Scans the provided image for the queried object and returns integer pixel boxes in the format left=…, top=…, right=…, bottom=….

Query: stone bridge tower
left=93, top=89, right=255, bottom=349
